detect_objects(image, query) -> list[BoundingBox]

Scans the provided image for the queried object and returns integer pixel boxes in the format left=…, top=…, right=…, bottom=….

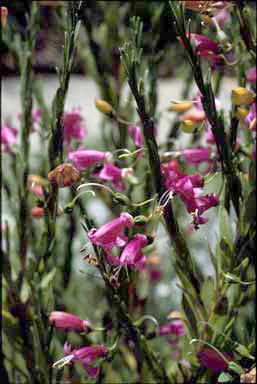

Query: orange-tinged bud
left=231, top=87, right=254, bottom=106
left=95, top=99, right=114, bottom=116
left=31, top=206, right=44, bottom=218
left=240, top=367, right=256, bottom=384
left=147, top=255, right=161, bottom=266
left=235, top=107, right=249, bottom=124
left=48, top=163, right=80, bottom=188
left=180, top=119, right=195, bottom=133
left=1, top=7, right=8, bottom=28
left=169, top=100, right=193, bottom=113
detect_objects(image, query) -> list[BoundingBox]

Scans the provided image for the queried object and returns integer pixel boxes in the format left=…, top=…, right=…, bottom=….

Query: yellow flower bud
left=167, top=311, right=184, bottom=320
left=169, top=100, right=193, bottom=113
left=235, top=107, right=249, bottom=124
left=48, top=163, right=80, bottom=188
left=180, top=119, right=195, bottom=133
left=95, top=99, right=114, bottom=116
left=1, top=7, right=8, bottom=29
left=231, top=87, right=254, bottom=106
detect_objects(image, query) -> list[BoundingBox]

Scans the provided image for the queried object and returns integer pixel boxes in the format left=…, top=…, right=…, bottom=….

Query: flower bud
left=1, top=7, right=8, bottom=29
left=180, top=120, right=195, bottom=133
left=31, top=206, right=44, bottom=218
left=169, top=101, right=193, bottom=113
left=95, top=99, right=115, bottom=116
left=48, top=163, right=80, bottom=188
left=231, top=87, right=254, bottom=106
left=235, top=107, right=249, bottom=124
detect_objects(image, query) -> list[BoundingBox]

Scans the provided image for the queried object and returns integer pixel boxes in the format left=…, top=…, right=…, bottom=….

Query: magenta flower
left=181, top=147, right=212, bottom=164
left=197, top=348, right=233, bottom=374
left=190, top=33, right=222, bottom=64
left=56, top=342, right=108, bottom=378
left=95, top=163, right=132, bottom=192
left=128, top=125, right=143, bottom=148
left=119, top=234, right=148, bottom=270
left=68, top=148, right=111, bottom=170
left=1, top=123, right=18, bottom=153
left=49, top=311, right=90, bottom=332
left=245, top=102, right=256, bottom=131
left=88, top=212, right=134, bottom=257
left=63, top=109, right=86, bottom=143
left=246, top=67, right=257, bottom=83
left=159, top=320, right=186, bottom=337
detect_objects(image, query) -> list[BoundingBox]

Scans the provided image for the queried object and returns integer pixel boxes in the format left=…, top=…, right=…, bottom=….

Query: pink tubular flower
left=214, top=8, right=231, bottom=27
left=128, top=125, right=143, bottom=148
left=95, top=163, right=132, bottom=192
left=49, top=311, right=90, bottom=332
left=189, top=33, right=222, bottom=64
left=88, top=212, right=134, bottom=256
left=68, top=148, right=111, bottom=171
left=181, top=147, right=212, bottom=164
left=197, top=348, right=233, bottom=374
left=1, top=123, right=17, bottom=153
left=245, top=102, right=256, bottom=131
left=57, top=342, right=108, bottom=378
left=119, top=234, right=148, bottom=270
left=63, top=109, right=86, bottom=143
left=159, top=320, right=186, bottom=337
left=246, top=67, right=257, bottom=83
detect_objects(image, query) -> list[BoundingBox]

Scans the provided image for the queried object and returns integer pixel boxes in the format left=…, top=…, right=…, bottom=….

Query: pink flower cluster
left=161, top=159, right=219, bottom=228
left=88, top=212, right=148, bottom=270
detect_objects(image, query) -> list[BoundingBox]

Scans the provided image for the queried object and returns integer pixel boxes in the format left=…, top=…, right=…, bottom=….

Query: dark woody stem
left=169, top=2, right=242, bottom=216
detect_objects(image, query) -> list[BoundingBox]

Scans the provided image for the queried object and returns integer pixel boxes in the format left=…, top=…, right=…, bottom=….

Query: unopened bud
left=169, top=101, right=193, bottom=113
left=95, top=99, right=115, bottom=116
left=48, top=163, right=80, bottom=188
left=231, top=87, right=254, bottom=106
left=180, top=119, right=195, bottom=133
left=235, top=107, right=249, bottom=124
left=31, top=206, right=45, bottom=218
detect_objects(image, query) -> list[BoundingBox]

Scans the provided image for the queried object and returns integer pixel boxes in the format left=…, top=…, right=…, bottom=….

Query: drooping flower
left=128, top=125, right=143, bottom=148
left=119, top=234, right=148, bottom=270
left=88, top=212, right=134, bottom=255
left=189, top=33, right=223, bottom=64
left=197, top=347, right=233, bottom=374
left=63, top=109, right=86, bottom=144
left=49, top=311, right=90, bottom=332
left=147, top=255, right=162, bottom=282
left=159, top=320, right=186, bottom=337
left=246, top=67, right=257, bottom=83
left=48, top=163, right=80, bottom=188
left=94, top=163, right=132, bottom=192
left=55, top=342, right=108, bottom=378
left=184, top=1, right=228, bottom=17
left=68, top=148, right=112, bottom=171
left=1, top=123, right=17, bottom=153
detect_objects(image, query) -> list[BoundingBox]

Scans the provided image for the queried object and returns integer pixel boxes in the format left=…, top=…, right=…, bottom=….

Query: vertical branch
left=17, top=2, right=39, bottom=283
left=46, top=1, right=83, bottom=255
